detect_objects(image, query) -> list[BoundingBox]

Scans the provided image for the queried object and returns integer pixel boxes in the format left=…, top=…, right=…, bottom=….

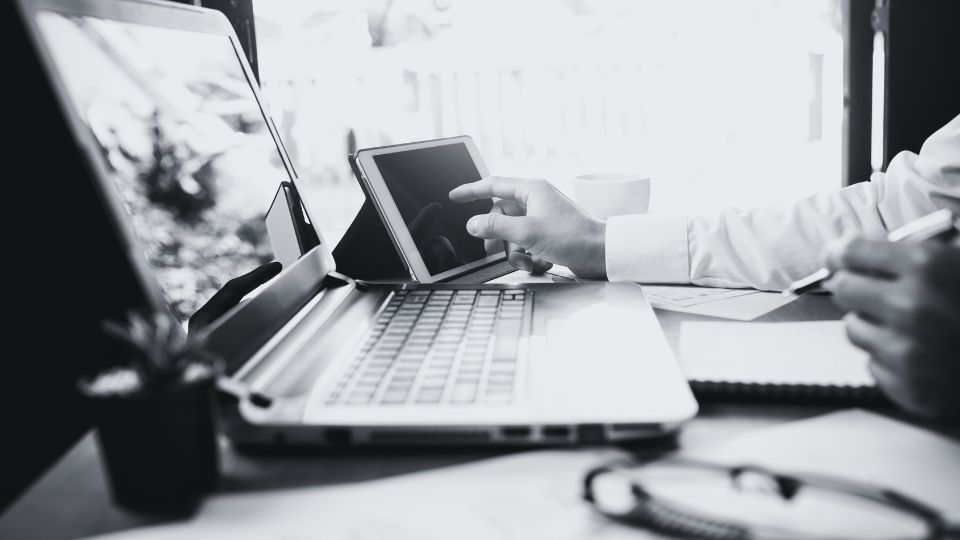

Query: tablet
left=353, top=136, right=504, bottom=283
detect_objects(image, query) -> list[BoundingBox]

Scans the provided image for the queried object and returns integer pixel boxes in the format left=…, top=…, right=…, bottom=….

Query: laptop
left=18, top=0, right=697, bottom=446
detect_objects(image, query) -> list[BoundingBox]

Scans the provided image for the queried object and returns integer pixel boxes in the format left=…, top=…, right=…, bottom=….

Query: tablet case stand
left=330, top=154, right=411, bottom=282
left=331, top=197, right=410, bottom=282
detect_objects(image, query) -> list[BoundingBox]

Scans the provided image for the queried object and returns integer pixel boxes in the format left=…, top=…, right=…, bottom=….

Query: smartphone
left=265, top=182, right=320, bottom=267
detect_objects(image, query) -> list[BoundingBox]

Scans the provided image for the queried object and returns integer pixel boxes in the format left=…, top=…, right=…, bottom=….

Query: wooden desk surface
left=0, top=296, right=849, bottom=539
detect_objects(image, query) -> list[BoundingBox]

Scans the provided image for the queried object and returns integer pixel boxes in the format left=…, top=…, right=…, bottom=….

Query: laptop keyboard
left=325, top=289, right=531, bottom=407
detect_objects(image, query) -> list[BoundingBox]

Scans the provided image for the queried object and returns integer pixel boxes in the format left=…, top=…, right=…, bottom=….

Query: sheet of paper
left=492, top=268, right=793, bottom=321
left=647, top=288, right=795, bottom=320
left=88, top=449, right=650, bottom=540
left=87, top=411, right=959, bottom=540
left=541, top=265, right=581, bottom=281
left=485, top=269, right=578, bottom=284
left=487, top=265, right=592, bottom=284
left=680, top=320, right=873, bottom=386
left=642, top=285, right=754, bottom=307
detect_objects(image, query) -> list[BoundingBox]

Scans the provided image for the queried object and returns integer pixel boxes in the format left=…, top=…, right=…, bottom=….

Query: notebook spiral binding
left=690, top=380, right=890, bottom=407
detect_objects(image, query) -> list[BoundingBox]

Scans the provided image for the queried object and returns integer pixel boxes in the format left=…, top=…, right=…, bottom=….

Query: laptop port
left=610, top=423, right=649, bottom=432
left=542, top=426, right=571, bottom=438
left=325, top=428, right=352, bottom=446
left=501, top=426, right=531, bottom=438
left=576, top=424, right=606, bottom=443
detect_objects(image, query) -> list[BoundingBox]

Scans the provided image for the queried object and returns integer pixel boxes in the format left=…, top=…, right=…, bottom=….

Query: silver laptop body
left=19, top=0, right=698, bottom=447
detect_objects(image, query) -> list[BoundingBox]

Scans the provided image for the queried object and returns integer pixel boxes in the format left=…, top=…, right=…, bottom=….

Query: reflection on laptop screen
left=35, top=11, right=291, bottom=323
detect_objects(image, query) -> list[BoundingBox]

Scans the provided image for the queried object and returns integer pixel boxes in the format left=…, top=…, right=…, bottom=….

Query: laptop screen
left=35, top=11, right=291, bottom=324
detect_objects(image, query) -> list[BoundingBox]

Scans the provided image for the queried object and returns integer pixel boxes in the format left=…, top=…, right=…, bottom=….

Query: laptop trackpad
left=528, top=299, right=682, bottom=417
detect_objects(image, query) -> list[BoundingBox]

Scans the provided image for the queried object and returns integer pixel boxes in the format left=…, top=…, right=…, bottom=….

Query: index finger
left=449, top=176, right=532, bottom=205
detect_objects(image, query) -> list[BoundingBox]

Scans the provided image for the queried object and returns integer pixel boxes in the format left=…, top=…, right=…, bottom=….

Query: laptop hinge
left=230, top=272, right=359, bottom=389
left=323, top=270, right=355, bottom=289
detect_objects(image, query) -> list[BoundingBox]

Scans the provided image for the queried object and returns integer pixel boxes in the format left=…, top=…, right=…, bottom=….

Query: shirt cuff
left=605, top=214, right=689, bottom=283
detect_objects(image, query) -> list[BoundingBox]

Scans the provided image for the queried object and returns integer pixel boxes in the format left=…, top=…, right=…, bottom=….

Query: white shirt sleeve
left=605, top=114, right=960, bottom=291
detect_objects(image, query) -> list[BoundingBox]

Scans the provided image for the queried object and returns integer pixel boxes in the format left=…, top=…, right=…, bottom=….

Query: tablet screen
left=373, top=143, right=492, bottom=275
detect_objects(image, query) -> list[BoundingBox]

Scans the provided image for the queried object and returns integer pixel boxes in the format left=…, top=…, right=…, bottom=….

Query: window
left=255, top=0, right=843, bottom=243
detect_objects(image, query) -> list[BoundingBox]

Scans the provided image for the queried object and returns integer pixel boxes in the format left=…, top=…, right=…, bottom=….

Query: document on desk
left=88, top=411, right=959, bottom=540
left=680, top=320, right=874, bottom=387
left=485, top=269, right=578, bottom=284
left=87, top=449, right=650, bottom=540
left=643, top=285, right=795, bottom=321
left=485, top=265, right=590, bottom=284
left=499, top=266, right=796, bottom=321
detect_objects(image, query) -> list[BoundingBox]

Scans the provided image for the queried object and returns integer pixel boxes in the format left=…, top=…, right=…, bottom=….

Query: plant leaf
left=102, top=320, right=146, bottom=354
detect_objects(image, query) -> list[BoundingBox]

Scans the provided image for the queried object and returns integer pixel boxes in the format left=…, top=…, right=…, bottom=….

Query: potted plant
left=81, top=311, right=221, bottom=514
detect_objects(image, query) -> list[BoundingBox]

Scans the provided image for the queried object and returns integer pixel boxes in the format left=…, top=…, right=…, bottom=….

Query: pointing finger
left=450, top=176, right=535, bottom=205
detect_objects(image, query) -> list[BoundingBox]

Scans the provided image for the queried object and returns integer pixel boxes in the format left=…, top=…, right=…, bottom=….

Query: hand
left=824, top=238, right=960, bottom=420
left=189, top=261, right=283, bottom=335
left=449, top=177, right=607, bottom=278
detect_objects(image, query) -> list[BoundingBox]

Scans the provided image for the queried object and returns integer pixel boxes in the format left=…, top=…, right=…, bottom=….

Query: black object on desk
left=689, top=380, right=888, bottom=407
left=331, top=155, right=411, bottom=281
left=88, top=376, right=219, bottom=514
left=3, top=0, right=155, bottom=509
left=332, top=197, right=410, bottom=281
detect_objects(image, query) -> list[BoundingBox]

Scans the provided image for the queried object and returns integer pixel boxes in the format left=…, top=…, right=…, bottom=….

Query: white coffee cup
left=573, top=173, right=651, bottom=220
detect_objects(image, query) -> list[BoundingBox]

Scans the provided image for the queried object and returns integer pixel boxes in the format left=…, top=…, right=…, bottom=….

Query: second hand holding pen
left=784, top=209, right=959, bottom=297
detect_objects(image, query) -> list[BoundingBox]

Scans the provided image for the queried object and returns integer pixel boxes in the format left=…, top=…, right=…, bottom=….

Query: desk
left=0, top=296, right=846, bottom=539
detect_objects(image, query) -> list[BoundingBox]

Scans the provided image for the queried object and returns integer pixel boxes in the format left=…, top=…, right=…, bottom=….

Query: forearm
left=605, top=184, right=890, bottom=290
left=685, top=185, right=890, bottom=290
left=605, top=114, right=960, bottom=290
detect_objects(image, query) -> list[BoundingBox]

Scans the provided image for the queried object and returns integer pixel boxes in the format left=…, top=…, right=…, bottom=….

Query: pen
left=784, top=209, right=959, bottom=297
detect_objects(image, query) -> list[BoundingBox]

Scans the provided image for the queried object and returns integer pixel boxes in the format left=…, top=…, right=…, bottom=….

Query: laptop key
left=451, top=385, right=477, bottom=403
left=381, top=392, right=408, bottom=404
left=419, top=378, right=446, bottom=389
left=489, top=367, right=515, bottom=378
left=415, top=389, right=443, bottom=403
left=492, top=320, right=521, bottom=361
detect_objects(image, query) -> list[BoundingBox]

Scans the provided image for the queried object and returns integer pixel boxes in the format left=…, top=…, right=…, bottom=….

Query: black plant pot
left=89, top=375, right=219, bottom=514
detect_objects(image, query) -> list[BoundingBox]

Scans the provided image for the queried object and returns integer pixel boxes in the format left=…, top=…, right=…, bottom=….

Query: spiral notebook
left=679, top=321, right=882, bottom=403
